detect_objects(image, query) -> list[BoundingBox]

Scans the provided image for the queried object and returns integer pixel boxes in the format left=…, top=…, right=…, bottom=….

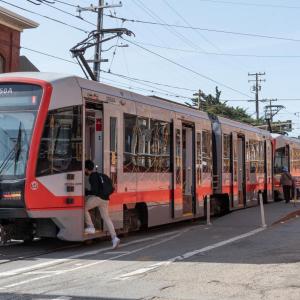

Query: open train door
left=102, top=102, right=123, bottom=230
left=171, top=117, right=196, bottom=218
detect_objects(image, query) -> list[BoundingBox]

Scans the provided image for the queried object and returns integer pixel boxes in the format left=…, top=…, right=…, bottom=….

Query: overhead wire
left=17, top=44, right=300, bottom=103
left=162, top=0, right=221, bottom=52
left=106, top=14, right=300, bottom=43
left=21, top=46, right=78, bottom=64
left=101, top=77, right=191, bottom=99
left=54, top=0, right=78, bottom=8
left=197, top=0, right=300, bottom=9
left=35, top=1, right=96, bottom=26
left=0, top=0, right=89, bottom=33
left=135, top=40, right=300, bottom=59
left=101, top=69, right=196, bottom=92
left=102, top=71, right=192, bottom=98
left=132, top=0, right=207, bottom=52
left=122, top=37, right=252, bottom=98
left=19, top=45, right=193, bottom=100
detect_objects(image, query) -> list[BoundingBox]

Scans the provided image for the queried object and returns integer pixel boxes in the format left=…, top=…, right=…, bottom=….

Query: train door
left=265, top=140, right=273, bottom=202
left=172, top=120, right=182, bottom=218
left=85, top=102, right=103, bottom=171
left=231, top=133, right=239, bottom=209
left=182, top=124, right=196, bottom=215
left=237, top=135, right=246, bottom=207
left=84, top=102, right=103, bottom=232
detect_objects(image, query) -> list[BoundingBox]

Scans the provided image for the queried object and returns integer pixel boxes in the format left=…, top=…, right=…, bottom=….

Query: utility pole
left=94, top=0, right=104, bottom=82
left=248, top=72, right=266, bottom=121
left=264, top=99, right=284, bottom=122
left=76, top=1, right=123, bottom=81
left=193, top=89, right=203, bottom=110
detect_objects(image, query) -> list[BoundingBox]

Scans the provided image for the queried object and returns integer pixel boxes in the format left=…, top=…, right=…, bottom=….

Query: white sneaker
left=112, top=237, right=120, bottom=249
left=85, top=227, right=96, bottom=234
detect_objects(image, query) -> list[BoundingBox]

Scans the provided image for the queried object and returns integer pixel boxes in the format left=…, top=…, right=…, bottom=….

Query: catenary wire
left=54, top=0, right=78, bottom=8
left=123, top=37, right=252, bottom=98
left=34, top=1, right=96, bottom=26
left=101, top=69, right=196, bottom=92
left=17, top=44, right=300, bottom=103
left=132, top=0, right=207, bottom=53
left=19, top=46, right=194, bottom=100
left=162, top=0, right=221, bottom=52
left=197, top=0, right=300, bottom=9
left=135, top=41, right=300, bottom=58
left=0, top=0, right=89, bottom=33
left=106, top=14, right=300, bottom=43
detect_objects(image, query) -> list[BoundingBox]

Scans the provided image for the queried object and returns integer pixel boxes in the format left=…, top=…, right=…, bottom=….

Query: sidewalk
left=211, top=200, right=300, bottom=229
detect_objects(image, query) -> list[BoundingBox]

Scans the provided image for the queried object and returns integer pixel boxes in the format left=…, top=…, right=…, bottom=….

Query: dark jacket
left=280, top=172, right=294, bottom=187
left=85, top=172, right=108, bottom=200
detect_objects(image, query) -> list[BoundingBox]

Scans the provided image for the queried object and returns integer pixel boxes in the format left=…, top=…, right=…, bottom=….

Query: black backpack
left=97, top=173, right=115, bottom=200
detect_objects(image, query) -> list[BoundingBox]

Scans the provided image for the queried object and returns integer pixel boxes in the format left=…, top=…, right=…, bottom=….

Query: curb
left=272, top=208, right=300, bottom=226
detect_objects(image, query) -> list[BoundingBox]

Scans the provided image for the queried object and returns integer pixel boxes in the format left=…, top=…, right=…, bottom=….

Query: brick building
left=0, top=6, right=39, bottom=73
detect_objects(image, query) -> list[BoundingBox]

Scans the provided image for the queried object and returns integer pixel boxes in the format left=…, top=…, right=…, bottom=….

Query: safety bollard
left=259, top=193, right=267, bottom=228
left=207, top=195, right=212, bottom=225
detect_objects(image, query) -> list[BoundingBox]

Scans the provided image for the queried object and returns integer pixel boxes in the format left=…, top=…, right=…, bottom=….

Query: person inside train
left=280, top=167, right=294, bottom=203
left=84, top=159, right=120, bottom=249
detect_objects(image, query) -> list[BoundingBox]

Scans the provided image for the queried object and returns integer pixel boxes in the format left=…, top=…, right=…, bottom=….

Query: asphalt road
left=0, top=201, right=299, bottom=300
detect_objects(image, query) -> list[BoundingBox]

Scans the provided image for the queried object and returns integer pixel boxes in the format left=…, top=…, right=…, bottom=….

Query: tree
left=186, top=87, right=257, bottom=124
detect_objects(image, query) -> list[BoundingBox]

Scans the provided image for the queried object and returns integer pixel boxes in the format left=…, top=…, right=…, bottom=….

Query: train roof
left=0, top=72, right=272, bottom=136
left=217, top=116, right=271, bottom=136
left=0, top=72, right=211, bottom=120
left=272, top=134, right=300, bottom=146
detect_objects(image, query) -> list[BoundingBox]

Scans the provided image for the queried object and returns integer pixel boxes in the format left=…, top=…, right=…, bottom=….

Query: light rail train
left=0, top=72, right=293, bottom=243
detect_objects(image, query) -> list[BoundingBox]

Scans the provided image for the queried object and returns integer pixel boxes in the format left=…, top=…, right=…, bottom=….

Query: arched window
left=0, top=55, right=5, bottom=73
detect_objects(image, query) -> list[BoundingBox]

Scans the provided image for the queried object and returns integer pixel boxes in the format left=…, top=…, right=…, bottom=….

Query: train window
left=150, top=119, right=170, bottom=172
left=196, top=132, right=201, bottom=185
left=248, top=140, right=259, bottom=173
left=291, top=149, right=300, bottom=174
left=274, top=147, right=288, bottom=174
left=110, top=117, right=117, bottom=187
left=123, top=114, right=171, bottom=173
left=137, top=117, right=150, bottom=171
left=223, top=134, right=231, bottom=173
left=36, top=106, right=83, bottom=176
left=124, top=114, right=138, bottom=172
left=202, top=130, right=212, bottom=173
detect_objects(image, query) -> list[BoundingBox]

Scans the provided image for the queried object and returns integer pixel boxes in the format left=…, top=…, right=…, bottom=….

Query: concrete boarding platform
left=211, top=200, right=300, bottom=229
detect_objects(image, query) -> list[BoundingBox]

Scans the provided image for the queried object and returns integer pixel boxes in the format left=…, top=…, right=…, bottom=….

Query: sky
left=2, top=0, right=300, bottom=136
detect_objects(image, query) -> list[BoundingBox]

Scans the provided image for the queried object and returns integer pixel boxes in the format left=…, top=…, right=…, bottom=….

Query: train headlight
left=1, top=192, right=22, bottom=200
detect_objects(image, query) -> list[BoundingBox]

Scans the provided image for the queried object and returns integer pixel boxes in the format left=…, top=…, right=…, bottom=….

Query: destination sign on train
left=0, top=84, right=41, bottom=107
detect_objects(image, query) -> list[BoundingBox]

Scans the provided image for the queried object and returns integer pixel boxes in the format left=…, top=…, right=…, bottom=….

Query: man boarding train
left=85, top=160, right=120, bottom=249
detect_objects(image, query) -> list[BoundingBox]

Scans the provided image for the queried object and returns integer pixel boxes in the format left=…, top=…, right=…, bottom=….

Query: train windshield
left=0, top=83, right=42, bottom=179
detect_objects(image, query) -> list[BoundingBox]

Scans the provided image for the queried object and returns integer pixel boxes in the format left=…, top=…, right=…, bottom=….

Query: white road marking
left=115, top=227, right=266, bottom=280
left=0, top=228, right=184, bottom=278
left=50, top=297, right=72, bottom=300
left=104, top=251, right=130, bottom=255
left=0, top=230, right=188, bottom=290
left=26, top=271, right=63, bottom=275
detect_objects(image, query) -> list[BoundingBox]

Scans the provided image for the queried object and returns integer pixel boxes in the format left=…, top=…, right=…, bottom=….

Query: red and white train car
left=0, top=72, right=274, bottom=243
left=209, top=116, right=273, bottom=213
left=0, top=72, right=214, bottom=242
